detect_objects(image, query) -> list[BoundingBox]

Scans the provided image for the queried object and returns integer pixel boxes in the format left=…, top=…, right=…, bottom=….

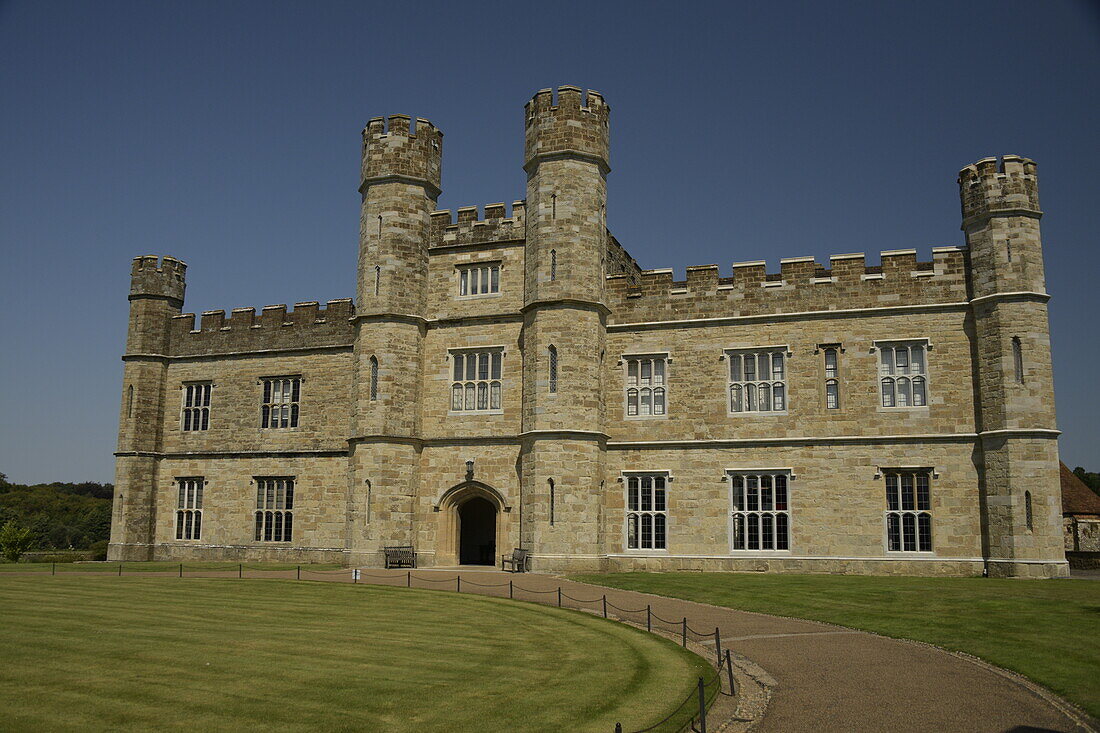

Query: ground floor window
left=255, top=477, right=294, bottom=542
left=885, top=470, right=932, bottom=552
left=176, top=477, right=203, bottom=540
left=730, top=471, right=790, bottom=551
left=625, top=474, right=667, bottom=550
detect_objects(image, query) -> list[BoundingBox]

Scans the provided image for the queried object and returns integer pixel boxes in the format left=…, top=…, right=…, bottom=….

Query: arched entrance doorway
left=458, top=496, right=497, bottom=565
left=435, top=481, right=508, bottom=567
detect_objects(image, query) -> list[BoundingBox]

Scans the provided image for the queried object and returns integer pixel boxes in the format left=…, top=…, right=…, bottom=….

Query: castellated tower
left=109, top=256, right=186, bottom=561
left=961, top=156, right=1067, bottom=577
left=519, top=87, right=610, bottom=568
left=349, top=115, right=442, bottom=561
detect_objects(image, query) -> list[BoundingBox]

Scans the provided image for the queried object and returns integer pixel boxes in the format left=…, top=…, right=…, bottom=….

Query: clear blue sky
left=1, top=0, right=1097, bottom=484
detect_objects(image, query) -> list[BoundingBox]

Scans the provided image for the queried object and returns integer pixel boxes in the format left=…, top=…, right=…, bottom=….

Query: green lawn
left=0, top=577, right=710, bottom=732
left=0, top=561, right=344, bottom=573
left=572, top=572, right=1100, bottom=719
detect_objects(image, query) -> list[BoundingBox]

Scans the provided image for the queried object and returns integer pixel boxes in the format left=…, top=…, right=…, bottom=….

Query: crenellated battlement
left=168, top=299, right=356, bottom=357
left=958, top=154, right=1040, bottom=227
left=429, top=201, right=526, bottom=248
left=605, top=248, right=969, bottom=324
left=524, top=85, right=610, bottom=173
left=130, top=255, right=186, bottom=303
left=361, top=115, right=443, bottom=195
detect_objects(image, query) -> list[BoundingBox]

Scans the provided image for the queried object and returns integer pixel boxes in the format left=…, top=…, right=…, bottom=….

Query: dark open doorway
left=458, top=496, right=496, bottom=565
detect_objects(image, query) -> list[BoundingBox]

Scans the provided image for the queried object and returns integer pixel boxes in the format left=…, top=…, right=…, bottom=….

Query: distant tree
left=0, top=521, right=36, bottom=562
left=1074, top=467, right=1100, bottom=497
left=0, top=474, right=113, bottom=550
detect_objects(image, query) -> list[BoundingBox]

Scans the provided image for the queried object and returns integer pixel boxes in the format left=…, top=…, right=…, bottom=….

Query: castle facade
left=109, top=86, right=1068, bottom=577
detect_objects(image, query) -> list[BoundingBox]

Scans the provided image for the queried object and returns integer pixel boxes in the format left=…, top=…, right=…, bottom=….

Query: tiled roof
left=1060, top=462, right=1100, bottom=516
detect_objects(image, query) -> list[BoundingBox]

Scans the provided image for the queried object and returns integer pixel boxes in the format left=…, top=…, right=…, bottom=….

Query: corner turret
left=524, top=86, right=610, bottom=175
left=130, top=255, right=186, bottom=305
left=958, top=155, right=1040, bottom=229
left=361, top=115, right=443, bottom=197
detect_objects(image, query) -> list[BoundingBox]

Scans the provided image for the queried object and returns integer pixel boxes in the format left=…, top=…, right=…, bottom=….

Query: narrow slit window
left=369, top=356, right=379, bottom=401
left=548, top=345, right=558, bottom=394
left=548, top=479, right=555, bottom=526
left=1012, top=337, right=1024, bottom=384
left=550, top=249, right=557, bottom=281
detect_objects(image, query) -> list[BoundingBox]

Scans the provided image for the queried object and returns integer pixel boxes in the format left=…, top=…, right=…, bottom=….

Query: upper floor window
left=878, top=342, right=928, bottom=408
left=451, top=350, right=503, bottom=412
left=261, top=377, right=300, bottom=429
left=181, top=383, right=211, bottom=431
left=884, top=470, right=932, bottom=552
left=728, top=349, right=786, bottom=413
left=730, top=471, right=790, bottom=551
left=176, top=477, right=203, bottom=540
left=824, top=348, right=840, bottom=409
left=625, top=355, right=667, bottom=417
left=625, top=474, right=667, bottom=550
left=458, top=263, right=500, bottom=297
left=255, top=477, right=294, bottom=542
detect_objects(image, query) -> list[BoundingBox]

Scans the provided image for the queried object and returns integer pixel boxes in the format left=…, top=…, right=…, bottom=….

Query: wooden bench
left=383, top=546, right=416, bottom=569
left=501, top=548, right=530, bottom=573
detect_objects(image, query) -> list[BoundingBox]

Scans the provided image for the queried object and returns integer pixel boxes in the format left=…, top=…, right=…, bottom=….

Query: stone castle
left=109, top=86, right=1067, bottom=577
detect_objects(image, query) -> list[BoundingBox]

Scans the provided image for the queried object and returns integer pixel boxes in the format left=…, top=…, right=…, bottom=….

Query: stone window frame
left=723, top=346, right=791, bottom=417
left=878, top=466, right=935, bottom=554
left=621, top=352, right=671, bottom=421
left=815, top=343, right=844, bottom=410
left=725, top=469, right=793, bottom=554
left=873, top=339, right=931, bottom=410
left=180, top=382, right=213, bottom=432
left=175, top=476, right=204, bottom=541
left=448, top=346, right=506, bottom=415
left=621, top=471, right=671, bottom=553
left=456, top=261, right=502, bottom=299
left=254, top=476, right=295, bottom=543
left=259, top=375, right=303, bottom=430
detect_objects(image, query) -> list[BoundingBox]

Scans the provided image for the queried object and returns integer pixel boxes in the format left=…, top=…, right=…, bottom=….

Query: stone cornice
left=518, top=429, right=609, bottom=442
left=351, top=313, right=427, bottom=327
left=523, top=150, right=610, bottom=175
left=607, top=301, right=970, bottom=332
left=116, top=449, right=348, bottom=459
left=124, top=344, right=352, bottom=362
left=521, top=298, right=611, bottom=317
left=429, top=239, right=525, bottom=253
left=961, top=208, right=1042, bottom=230
left=358, top=173, right=441, bottom=199
left=969, top=291, right=1051, bottom=306
left=606, top=432, right=981, bottom=449
left=978, top=428, right=1061, bottom=439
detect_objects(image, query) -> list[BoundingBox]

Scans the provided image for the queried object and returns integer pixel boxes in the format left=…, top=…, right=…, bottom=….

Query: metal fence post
left=614, top=724, right=622, bottom=733
left=457, top=576, right=461, bottom=593
left=682, top=618, right=687, bottom=647
left=407, top=570, right=411, bottom=588
left=557, top=587, right=562, bottom=607
left=602, top=595, right=607, bottom=618
left=509, top=580, right=513, bottom=599
left=179, top=563, right=183, bottom=578
left=297, top=565, right=301, bottom=580
left=353, top=569, right=358, bottom=584
left=51, top=563, right=55, bottom=576
left=715, top=627, right=722, bottom=664
left=646, top=605, right=651, bottom=632
left=118, top=563, right=122, bottom=577
left=697, top=676, right=707, bottom=733
left=239, top=563, right=242, bottom=579
left=725, top=649, right=736, bottom=696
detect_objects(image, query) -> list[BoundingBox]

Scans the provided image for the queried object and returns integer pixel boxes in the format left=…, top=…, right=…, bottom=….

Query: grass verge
left=0, top=576, right=709, bottom=732
left=572, top=572, right=1100, bottom=719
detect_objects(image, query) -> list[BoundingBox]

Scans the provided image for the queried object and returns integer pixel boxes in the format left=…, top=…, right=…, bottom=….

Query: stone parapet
left=167, top=299, right=355, bottom=357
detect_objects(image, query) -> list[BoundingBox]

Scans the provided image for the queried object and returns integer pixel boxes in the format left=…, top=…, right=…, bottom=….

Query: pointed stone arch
left=434, top=481, right=511, bottom=567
